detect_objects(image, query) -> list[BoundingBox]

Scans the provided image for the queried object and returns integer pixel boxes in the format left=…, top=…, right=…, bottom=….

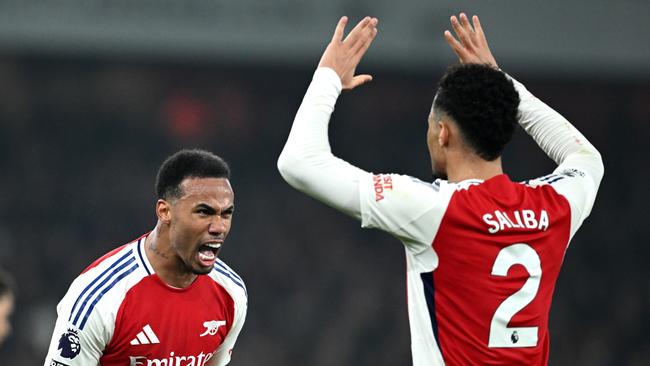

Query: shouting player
left=277, top=14, right=603, bottom=365
left=45, top=149, right=247, bottom=366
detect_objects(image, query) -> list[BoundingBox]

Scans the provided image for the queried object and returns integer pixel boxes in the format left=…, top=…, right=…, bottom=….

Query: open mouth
left=197, top=243, right=221, bottom=266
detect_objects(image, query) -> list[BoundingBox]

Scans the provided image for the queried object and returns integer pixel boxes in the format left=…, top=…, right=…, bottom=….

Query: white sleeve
left=277, top=67, right=365, bottom=219
left=43, top=276, right=110, bottom=366
left=277, top=67, right=448, bottom=252
left=359, top=174, right=451, bottom=253
left=512, top=76, right=604, bottom=236
left=210, top=297, right=247, bottom=366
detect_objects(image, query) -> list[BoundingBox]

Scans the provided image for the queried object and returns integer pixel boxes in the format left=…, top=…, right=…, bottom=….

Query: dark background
left=0, top=57, right=647, bottom=365
left=0, top=2, right=649, bottom=365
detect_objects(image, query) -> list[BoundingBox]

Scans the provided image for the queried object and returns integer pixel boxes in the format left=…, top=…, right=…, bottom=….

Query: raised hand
left=318, top=16, right=379, bottom=91
left=444, top=13, right=498, bottom=68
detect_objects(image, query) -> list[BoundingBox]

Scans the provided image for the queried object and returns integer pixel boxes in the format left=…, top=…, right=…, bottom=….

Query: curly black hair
left=433, top=64, right=520, bottom=161
left=155, top=149, right=230, bottom=200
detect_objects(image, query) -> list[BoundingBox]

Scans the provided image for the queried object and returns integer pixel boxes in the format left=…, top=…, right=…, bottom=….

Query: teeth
left=199, top=251, right=215, bottom=261
left=206, top=243, right=222, bottom=249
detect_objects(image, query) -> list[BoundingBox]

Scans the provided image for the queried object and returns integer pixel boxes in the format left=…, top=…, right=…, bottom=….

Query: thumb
left=345, top=74, right=373, bottom=90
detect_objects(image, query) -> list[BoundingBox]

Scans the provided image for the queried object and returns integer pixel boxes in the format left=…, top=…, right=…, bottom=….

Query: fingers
left=472, top=15, right=489, bottom=47
left=444, top=30, right=469, bottom=61
left=323, top=16, right=378, bottom=91
left=344, top=16, right=373, bottom=48
left=444, top=30, right=462, bottom=52
left=331, top=16, right=348, bottom=43
left=352, top=18, right=378, bottom=57
left=444, top=13, right=498, bottom=67
left=450, top=13, right=476, bottom=49
left=459, top=13, right=474, bottom=35
left=472, top=15, right=484, bottom=39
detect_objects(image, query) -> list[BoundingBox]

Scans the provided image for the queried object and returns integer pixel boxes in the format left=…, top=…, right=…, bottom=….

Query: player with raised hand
left=318, top=16, right=378, bottom=90
left=278, top=13, right=603, bottom=366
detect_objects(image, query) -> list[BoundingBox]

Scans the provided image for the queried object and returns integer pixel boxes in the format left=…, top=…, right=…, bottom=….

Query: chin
left=192, top=266, right=213, bottom=275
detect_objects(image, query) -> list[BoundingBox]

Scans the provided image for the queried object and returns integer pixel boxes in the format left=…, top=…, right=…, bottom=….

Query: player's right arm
left=44, top=273, right=110, bottom=366
left=445, top=13, right=604, bottom=233
left=277, top=17, right=441, bottom=252
left=277, top=16, right=378, bottom=220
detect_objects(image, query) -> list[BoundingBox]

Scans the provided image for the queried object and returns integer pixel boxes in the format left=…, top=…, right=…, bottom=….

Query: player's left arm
left=445, top=13, right=604, bottom=233
left=513, top=78, right=604, bottom=235
left=208, top=298, right=247, bottom=366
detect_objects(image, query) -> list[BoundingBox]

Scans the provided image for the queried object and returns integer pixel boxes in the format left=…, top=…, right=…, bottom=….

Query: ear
left=156, top=199, right=172, bottom=224
left=438, top=121, right=450, bottom=147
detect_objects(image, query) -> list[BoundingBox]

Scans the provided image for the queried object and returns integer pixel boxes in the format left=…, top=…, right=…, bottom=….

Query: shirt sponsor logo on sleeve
left=57, top=328, right=81, bottom=359
left=559, top=168, right=585, bottom=178
left=373, top=174, right=393, bottom=202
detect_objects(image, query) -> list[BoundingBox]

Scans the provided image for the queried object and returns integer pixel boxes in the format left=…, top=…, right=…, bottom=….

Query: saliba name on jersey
left=482, top=209, right=549, bottom=234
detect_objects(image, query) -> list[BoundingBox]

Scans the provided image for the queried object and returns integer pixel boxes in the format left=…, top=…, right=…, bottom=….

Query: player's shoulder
left=392, top=174, right=440, bottom=191
left=209, top=258, right=247, bottom=301
left=434, top=178, right=485, bottom=202
left=77, top=234, right=153, bottom=280
left=521, top=172, right=569, bottom=188
left=63, top=236, right=153, bottom=324
left=365, top=173, right=443, bottom=202
left=524, top=165, right=595, bottom=187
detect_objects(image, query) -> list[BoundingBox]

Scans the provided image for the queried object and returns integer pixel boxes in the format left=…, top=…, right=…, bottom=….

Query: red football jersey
left=360, top=171, right=598, bottom=366
left=278, top=66, right=603, bottom=366
left=44, top=235, right=247, bottom=366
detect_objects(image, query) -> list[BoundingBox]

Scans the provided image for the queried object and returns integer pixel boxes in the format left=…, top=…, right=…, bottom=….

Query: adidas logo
left=130, top=324, right=160, bottom=345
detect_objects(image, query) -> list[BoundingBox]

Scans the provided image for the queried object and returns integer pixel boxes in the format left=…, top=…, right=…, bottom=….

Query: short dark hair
left=433, top=64, right=520, bottom=161
left=155, top=149, right=231, bottom=200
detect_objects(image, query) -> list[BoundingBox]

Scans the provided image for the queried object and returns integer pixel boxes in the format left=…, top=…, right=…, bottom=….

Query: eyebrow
left=196, top=203, right=234, bottom=214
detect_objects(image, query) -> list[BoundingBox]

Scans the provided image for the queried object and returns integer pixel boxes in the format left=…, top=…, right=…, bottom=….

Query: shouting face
left=162, top=177, right=235, bottom=275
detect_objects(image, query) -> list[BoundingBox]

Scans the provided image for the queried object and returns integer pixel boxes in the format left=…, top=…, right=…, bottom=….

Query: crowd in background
left=0, top=56, right=647, bottom=365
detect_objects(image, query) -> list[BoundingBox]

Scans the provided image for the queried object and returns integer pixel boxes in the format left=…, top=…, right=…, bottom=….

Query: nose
left=208, top=216, right=228, bottom=235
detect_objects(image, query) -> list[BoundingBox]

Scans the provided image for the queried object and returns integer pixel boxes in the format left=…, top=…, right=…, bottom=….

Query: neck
left=445, top=151, right=503, bottom=183
left=145, top=223, right=197, bottom=288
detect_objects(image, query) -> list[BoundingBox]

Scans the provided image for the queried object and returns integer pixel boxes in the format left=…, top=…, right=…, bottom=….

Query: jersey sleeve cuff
left=313, top=67, right=343, bottom=95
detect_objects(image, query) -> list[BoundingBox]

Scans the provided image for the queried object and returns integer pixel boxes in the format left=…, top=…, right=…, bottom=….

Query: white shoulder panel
left=209, top=258, right=248, bottom=366
left=44, top=239, right=150, bottom=366
left=359, top=173, right=458, bottom=257
left=525, top=158, right=600, bottom=240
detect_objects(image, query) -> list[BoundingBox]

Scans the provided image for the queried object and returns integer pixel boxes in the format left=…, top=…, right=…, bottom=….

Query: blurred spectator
left=0, top=268, right=14, bottom=346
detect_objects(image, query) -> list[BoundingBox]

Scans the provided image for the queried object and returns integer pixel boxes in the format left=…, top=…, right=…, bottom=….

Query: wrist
left=314, top=67, right=343, bottom=92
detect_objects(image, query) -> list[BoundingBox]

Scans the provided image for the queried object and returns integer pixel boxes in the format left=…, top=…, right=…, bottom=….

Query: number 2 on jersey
left=488, top=243, right=541, bottom=348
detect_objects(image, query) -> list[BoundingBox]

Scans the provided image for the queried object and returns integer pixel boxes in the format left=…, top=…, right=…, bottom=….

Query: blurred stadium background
left=0, top=0, right=648, bottom=364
